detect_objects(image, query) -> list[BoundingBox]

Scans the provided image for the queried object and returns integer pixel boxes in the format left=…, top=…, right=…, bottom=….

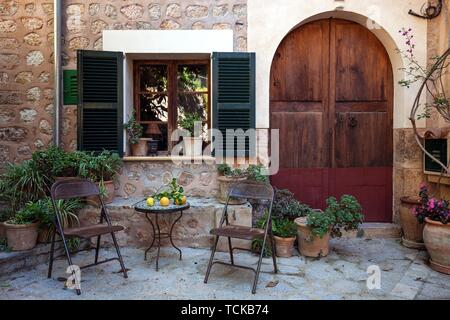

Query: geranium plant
left=414, top=184, right=450, bottom=224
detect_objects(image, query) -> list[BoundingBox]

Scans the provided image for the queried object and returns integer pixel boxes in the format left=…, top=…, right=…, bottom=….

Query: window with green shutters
left=212, top=52, right=256, bottom=158
left=77, top=50, right=124, bottom=156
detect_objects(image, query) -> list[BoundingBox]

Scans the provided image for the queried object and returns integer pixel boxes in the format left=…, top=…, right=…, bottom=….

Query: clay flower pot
left=294, top=217, right=330, bottom=258
left=5, top=221, right=39, bottom=251
left=274, top=236, right=296, bottom=257
left=399, top=196, right=425, bottom=249
left=183, top=137, right=203, bottom=156
left=217, top=175, right=247, bottom=205
left=423, top=218, right=450, bottom=275
left=130, top=139, right=148, bottom=156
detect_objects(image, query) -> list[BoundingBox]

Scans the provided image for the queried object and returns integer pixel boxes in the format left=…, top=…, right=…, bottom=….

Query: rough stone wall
left=0, top=1, right=55, bottom=168
left=0, top=0, right=248, bottom=168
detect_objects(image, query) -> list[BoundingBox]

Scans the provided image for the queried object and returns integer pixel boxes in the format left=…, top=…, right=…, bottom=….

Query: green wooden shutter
left=63, top=70, right=78, bottom=105
left=77, top=50, right=123, bottom=156
left=212, top=52, right=256, bottom=157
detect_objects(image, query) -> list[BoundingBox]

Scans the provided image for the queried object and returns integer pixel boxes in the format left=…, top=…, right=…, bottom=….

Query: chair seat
left=210, top=225, right=265, bottom=240
left=63, top=224, right=124, bottom=239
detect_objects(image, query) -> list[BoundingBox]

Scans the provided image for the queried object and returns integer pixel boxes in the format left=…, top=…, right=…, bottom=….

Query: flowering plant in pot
left=295, top=195, right=363, bottom=257
left=178, top=112, right=204, bottom=157
left=413, top=184, right=450, bottom=274
left=125, top=111, right=146, bottom=156
left=4, top=203, right=40, bottom=251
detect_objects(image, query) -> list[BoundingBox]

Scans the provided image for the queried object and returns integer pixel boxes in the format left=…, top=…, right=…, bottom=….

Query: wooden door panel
left=270, top=21, right=326, bottom=102
left=334, top=111, right=391, bottom=167
left=271, top=111, right=328, bottom=168
left=335, top=21, right=390, bottom=102
left=270, top=18, right=393, bottom=222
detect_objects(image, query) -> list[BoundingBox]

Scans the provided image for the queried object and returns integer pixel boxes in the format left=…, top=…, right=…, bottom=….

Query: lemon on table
left=146, top=197, right=154, bottom=206
left=159, top=197, right=170, bottom=206
left=175, top=195, right=187, bottom=205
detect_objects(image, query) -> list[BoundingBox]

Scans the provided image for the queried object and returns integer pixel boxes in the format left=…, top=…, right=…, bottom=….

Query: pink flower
left=428, top=199, right=435, bottom=209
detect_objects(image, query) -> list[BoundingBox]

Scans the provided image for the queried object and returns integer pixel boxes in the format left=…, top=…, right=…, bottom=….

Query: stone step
left=341, top=223, right=402, bottom=239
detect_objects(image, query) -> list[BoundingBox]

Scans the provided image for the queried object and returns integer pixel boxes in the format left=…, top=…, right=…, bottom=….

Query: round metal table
left=134, top=200, right=190, bottom=271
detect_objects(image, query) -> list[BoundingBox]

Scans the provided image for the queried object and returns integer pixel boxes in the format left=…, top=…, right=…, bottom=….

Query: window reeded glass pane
left=139, top=94, right=168, bottom=122
left=177, top=64, right=207, bottom=92
left=139, top=65, right=168, bottom=93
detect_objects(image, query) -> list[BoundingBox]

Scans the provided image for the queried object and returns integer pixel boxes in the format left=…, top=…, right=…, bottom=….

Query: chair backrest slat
left=51, top=179, right=99, bottom=200
left=228, top=181, right=274, bottom=201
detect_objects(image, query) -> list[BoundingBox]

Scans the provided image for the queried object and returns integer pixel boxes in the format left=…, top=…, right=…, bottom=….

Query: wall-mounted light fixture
left=409, top=0, right=443, bottom=19
left=334, top=0, right=345, bottom=11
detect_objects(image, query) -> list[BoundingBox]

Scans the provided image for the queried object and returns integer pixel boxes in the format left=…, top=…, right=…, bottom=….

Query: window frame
left=133, top=59, right=211, bottom=153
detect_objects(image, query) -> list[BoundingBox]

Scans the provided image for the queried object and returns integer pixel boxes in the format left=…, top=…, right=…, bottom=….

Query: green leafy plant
left=32, top=145, right=81, bottom=178
left=305, top=195, right=364, bottom=239
left=7, top=202, right=40, bottom=225
left=124, top=111, right=143, bottom=145
left=154, top=178, right=185, bottom=204
left=178, top=112, right=203, bottom=137
left=36, top=198, right=81, bottom=236
left=246, top=164, right=269, bottom=183
left=217, top=164, right=246, bottom=177
left=272, top=218, right=297, bottom=238
left=79, top=150, right=122, bottom=182
left=0, top=208, right=14, bottom=223
left=273, top=189, right=312, bottom=220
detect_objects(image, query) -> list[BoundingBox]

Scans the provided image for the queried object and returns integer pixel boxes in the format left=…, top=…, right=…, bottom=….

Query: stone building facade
left=0, top=0, right=449, bottom=223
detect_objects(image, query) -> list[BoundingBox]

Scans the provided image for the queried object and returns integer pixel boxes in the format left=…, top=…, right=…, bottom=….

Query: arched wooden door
left=270, top=18, right=393, bottom=222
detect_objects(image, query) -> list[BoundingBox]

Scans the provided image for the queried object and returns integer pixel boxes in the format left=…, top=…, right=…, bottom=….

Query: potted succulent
left=295, top=195, right=363, bottom=257
left=272, top=217, right=297, bottom=257
left=216, top=164, right=247, bottom=204
left=4, top=202, right=40, bottom=251
left=399, top=194, right=424, bottom=249
left=414, top=184, right=450, bottom=274
left=125, top=111, right=146, bottom=156
left=178, top=112, right=204, bottom=156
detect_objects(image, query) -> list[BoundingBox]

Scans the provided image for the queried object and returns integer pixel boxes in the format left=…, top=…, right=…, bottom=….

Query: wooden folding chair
left=204, top=181, right=277, bottom=294
left=48, top=179, right=127, bottom=295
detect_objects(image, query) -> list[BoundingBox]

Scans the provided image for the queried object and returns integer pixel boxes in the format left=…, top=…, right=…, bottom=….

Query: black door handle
left=348, top=115, right=358, bottom=128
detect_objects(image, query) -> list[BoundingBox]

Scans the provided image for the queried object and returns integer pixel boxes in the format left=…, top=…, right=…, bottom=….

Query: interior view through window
left=134, top=60, right=210, bottom=155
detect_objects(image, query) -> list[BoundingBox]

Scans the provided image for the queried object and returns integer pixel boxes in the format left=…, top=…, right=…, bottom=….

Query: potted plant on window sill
left=294, top=195, right=364, bottom=257
left=414, top=184, right=450, bottom=274
left=4, top=203, right=40, bottom=251
left=179, top=112, right=204, bottom=157
left=125, top=111, right=146, bottom=156
left=216, top=164, right=247, bottom=204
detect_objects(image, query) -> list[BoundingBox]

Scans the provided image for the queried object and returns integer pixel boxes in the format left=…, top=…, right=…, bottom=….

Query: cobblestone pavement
left=1, top=238, right=449, bottom=300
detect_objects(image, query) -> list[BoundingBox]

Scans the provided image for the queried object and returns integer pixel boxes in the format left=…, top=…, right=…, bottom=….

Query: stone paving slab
left=0, top=238, right=449, bottom=300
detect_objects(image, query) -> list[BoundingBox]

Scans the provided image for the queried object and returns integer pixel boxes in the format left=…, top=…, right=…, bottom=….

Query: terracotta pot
left=423, top=218, right=450, bottom=275
left=399, top=196, right=425, bottom=249
left=217, top=175, right=247, bottom=205
left=130, top=139, right=148, bottom=156
left=5, top=221, right=39, bottom=251
left=183, top=137, right=203, bottom=156
left=274, top=236, right=296, bottom=257
left=54, top=176, right=78, bottom=182
left=86, top=180, right=115, bottom=206
left=294, top=217, right=330, bottom=258
left=0, top=221, right=6, bottom=239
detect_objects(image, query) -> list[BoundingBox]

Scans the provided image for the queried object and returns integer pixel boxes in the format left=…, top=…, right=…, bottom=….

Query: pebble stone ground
left=1, top=238, right=449, bottom=300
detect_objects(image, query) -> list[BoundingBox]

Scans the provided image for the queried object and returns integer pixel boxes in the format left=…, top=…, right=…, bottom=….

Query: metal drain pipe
left=53, top=0, right=62, bottom=146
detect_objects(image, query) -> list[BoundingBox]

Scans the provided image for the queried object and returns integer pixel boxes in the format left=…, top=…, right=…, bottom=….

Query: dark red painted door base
left=271, top=167, right=393, bottom=222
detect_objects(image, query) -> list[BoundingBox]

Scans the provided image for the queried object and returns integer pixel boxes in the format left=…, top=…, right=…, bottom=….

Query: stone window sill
left=123, top=156, right=216, bottom=162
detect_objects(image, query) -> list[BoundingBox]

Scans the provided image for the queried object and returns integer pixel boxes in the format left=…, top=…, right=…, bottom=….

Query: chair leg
left=269, top=232, right=278, bottom=273
left=252, top=235, right=268, bottom=294
left=204, top=235, right=219, bottom=284
left=61, top=235, right=81, bottom=295
left=47, top=231, right=56, bottom=278
left=111, top=232, right=128, bottom=279
left=94, top=235, right=101, bottom=264
left=227, top=237, right=234, bottom=265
